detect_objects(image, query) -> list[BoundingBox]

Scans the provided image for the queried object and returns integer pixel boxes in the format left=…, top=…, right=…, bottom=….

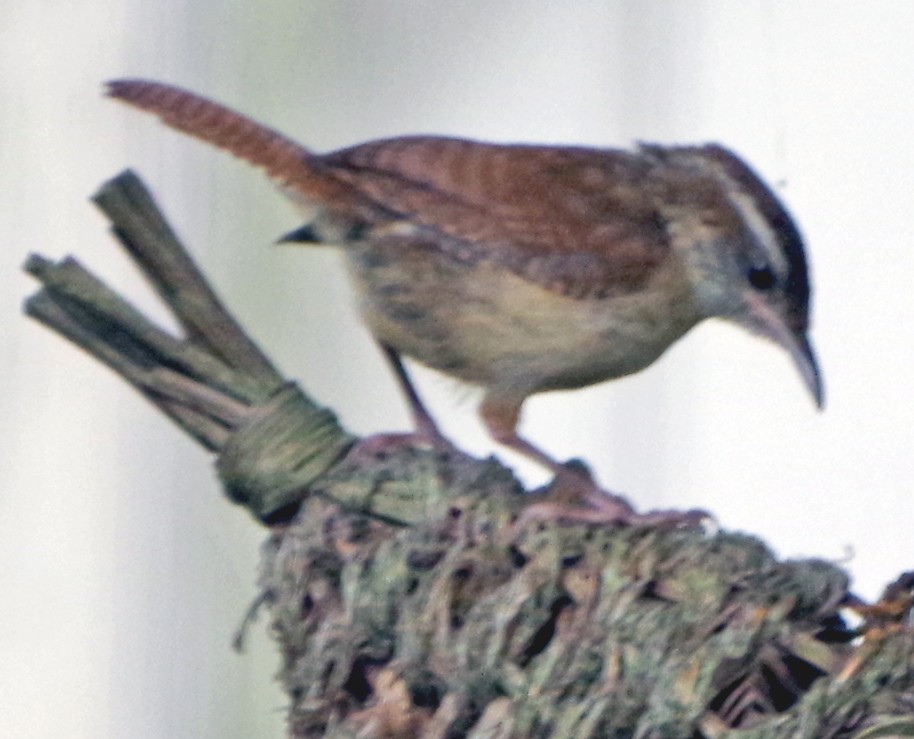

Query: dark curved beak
left=743, top=292, right=824, bottom=409
left=785, top=333, right=824, bottom=409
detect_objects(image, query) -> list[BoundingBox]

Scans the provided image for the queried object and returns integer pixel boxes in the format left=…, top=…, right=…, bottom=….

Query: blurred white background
left=3, top=2, right=913, bottom=737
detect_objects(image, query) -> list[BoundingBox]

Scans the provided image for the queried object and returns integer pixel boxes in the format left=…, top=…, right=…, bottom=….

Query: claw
left=519, top=465, right=711, bottom=529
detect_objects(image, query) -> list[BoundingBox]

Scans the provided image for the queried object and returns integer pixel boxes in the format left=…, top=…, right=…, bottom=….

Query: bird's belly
left=345, top=244, right=698, bottom=396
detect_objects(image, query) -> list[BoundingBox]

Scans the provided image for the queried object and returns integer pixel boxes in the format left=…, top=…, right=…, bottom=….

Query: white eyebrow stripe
left=724, top=178, right=789, bottom=278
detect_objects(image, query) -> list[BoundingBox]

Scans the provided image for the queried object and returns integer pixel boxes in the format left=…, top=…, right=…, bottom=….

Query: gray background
left=3, top=2, right=913, bottom=736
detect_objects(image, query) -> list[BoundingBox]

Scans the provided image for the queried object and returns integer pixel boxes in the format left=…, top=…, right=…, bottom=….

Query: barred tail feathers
left=106, top=79, right=360, bottom=210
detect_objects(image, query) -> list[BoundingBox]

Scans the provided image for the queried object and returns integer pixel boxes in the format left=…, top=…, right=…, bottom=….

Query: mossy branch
left=24, top=172, right=914, bottom=738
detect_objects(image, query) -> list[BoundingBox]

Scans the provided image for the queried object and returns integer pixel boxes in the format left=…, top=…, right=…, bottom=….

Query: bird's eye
left=748, top=265, right=776, bottom=291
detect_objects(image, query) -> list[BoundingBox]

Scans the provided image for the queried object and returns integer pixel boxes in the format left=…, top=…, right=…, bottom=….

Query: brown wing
left=107, top=80, right=670, bottom=299
left=321, top=137, right=671, bottom=299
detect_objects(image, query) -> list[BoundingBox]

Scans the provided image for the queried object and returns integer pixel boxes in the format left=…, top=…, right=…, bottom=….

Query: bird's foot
left=520, top=460, right=710, bottom=529
left=344, top=429, right=463, bottom=463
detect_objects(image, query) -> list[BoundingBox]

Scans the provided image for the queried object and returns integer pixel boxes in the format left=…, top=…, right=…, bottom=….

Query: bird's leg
left=380, top=344, right=444, bottom=441
left=480, top=393, right=637, bottom=523
left=346, top=344, right=459, bottom=460
left=479, top=392, right=708, bottom=528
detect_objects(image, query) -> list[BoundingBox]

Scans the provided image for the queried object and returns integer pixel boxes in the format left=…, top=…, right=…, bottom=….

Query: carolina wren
left=106, top=79, right=822, bottom=524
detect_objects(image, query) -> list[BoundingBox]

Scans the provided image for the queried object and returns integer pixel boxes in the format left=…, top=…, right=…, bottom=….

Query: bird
left=106, top=79, right=822, bottom=525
